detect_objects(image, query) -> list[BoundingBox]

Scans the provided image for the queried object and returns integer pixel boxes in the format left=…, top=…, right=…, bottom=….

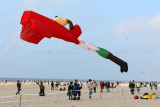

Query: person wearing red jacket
left=100, top=81, right=104, bottom=93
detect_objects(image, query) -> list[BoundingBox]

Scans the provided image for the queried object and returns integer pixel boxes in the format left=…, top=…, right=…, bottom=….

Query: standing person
left=136, top=81, right=141, bottom=93
left=51, top=81, right=54, bottom=90
left=129, top=81, right=135, bottom=95
left=77, top=83, right=82, bottom=100
left=88, top=79, right=93, bottom=99
left=140, top=82, right=143, bottom=88
left=117, top=81, right=119, bottom=86
left=111, top=82, right=114, bottom=89
left=16, top=80, right=21, bottom=95
left=48, top=80, right=50, bottom=86
left=106, top=81, right=110, bottom=93
left=143, top=82, right=146, bottom=87
left=39, top=82, right=45, bottom=96
left=68, top=82, right=73, bottom=100
left=73, top=79, right=78, bottom=100
left=72, top=79, right=82, bottom=100
left=100, top=81, right=104, bottom=93
left=154, top=82, right=158, bottom=90
left=150, top=81, right=153, bottom=90
left=93, top=80, right=97, bottom=93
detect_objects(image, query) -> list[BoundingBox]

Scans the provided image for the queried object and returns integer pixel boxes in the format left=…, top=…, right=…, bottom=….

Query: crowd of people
left=13, top=79, right=159, bottom=100
left=0, top=80, right=7, bottom=83
left=129, top=80, right=159, bottom=95
left=68, top=79, right=119, bottom=99
left=67, top=79, right=82, bottom=100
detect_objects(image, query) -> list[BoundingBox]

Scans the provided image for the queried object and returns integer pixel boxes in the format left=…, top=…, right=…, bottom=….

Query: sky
left=0, top=0, right=160, bottom=81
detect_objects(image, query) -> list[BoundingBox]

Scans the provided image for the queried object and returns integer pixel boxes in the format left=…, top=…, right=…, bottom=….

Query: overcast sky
left=0, top=0, right=160, bottom=81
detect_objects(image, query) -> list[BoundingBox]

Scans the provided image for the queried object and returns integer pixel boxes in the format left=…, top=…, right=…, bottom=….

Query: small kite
left=20, top=11, right=128, bottom=73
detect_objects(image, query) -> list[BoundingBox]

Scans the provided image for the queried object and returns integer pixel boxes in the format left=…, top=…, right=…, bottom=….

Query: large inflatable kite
left=20, top=11, right=81, bottom=44
left=20, top=11, right=128, bottom=73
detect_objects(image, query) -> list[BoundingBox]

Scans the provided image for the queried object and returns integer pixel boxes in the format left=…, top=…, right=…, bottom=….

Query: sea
left=0, top=77, right=128, bottom=83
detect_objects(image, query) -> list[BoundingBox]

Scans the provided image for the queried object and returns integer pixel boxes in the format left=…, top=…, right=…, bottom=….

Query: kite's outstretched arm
left=67, top=20, right=74, bottom=30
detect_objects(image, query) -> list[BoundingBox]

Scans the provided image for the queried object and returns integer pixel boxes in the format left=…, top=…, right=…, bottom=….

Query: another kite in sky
left=20, top=11, right=128, bottom=73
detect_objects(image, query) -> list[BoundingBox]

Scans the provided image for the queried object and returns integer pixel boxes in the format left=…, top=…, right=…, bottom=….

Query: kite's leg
left=96, top=47, right=128, bottom=73
left=107, top=53, right=128, bottom=72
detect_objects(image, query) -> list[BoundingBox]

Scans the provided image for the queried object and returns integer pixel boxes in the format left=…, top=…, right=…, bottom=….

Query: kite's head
left=54, top=16, right=67, bottom=26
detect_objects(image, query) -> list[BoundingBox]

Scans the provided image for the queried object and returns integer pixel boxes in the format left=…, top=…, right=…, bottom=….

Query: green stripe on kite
left=96, top=47, right=110, bottom=58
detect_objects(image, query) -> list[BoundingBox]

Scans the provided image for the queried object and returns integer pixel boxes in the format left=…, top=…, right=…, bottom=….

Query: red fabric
left=100, top=82, right=104, bottom=89
left=134, top=96, right=139, bottom=99
left=20, top=11, right=82, bottom=44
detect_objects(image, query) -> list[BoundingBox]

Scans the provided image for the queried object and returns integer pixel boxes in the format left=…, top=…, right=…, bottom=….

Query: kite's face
left=54, top=16, right=67, bottom=26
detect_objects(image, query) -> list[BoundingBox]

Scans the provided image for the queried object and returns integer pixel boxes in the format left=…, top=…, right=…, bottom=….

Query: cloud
left=111, top=14, right=160, bottom=36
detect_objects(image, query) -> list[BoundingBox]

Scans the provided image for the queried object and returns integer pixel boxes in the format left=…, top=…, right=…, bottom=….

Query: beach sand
left=0, top=83, right=160, bottom=107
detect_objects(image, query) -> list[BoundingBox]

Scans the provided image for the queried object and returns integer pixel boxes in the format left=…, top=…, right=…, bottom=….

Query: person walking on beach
left=100, top=81, right=104, bottom=93
left=106, top=81, right=110, bottom=93
left=154, top=82, right=158, bottom=90
left=150, top=81, right=153, bottom=90
left=48, top=80, right=50, bottom=86
left=136, top=81, right=141, bottom=93
left=68, top=82, right=73, bottom=100
left=93, top=80, right=97, bottom=93
left=88, top=79, right=93, bottom=99
left=73, top=80, right=78, bottom=100
left=77, top=83, right=82, bottom=100
left=111, top=82, right=114, bottom=89
left=129, top=81, right=135, bottom=95
left=51, top=81, right=54, bottom=90
left=16, top=80, right=21, bottom=95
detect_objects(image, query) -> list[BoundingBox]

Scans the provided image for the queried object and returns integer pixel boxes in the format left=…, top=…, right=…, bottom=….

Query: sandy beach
left=0, top=83, right=160, bottom=107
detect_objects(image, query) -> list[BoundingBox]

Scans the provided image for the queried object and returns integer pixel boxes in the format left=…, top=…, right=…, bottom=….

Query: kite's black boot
left=120, top=62, right=128, bottom=72
left=107, top=53, right=128, bottom=73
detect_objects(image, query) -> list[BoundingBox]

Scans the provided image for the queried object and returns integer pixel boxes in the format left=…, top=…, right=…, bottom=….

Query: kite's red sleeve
left=20, top=11, right=82, bottom=44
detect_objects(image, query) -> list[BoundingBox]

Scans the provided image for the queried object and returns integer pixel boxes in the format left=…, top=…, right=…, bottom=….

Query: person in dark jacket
left=150, top=82, right=153, bottom=90
left=39, top=82, right=45, bottom=96
left=106, top=81, right=110, bottom=92
left=129, top=81, right=135, bottom=95
left=16, top=80, right=21, bottom=95
left=73, top=79, right=82, bottom=100
left=76, top=83, right=82, bottom=100
left=68, top=82, right=73, bottom=100
left=51, top=81, right=54, bottom=90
